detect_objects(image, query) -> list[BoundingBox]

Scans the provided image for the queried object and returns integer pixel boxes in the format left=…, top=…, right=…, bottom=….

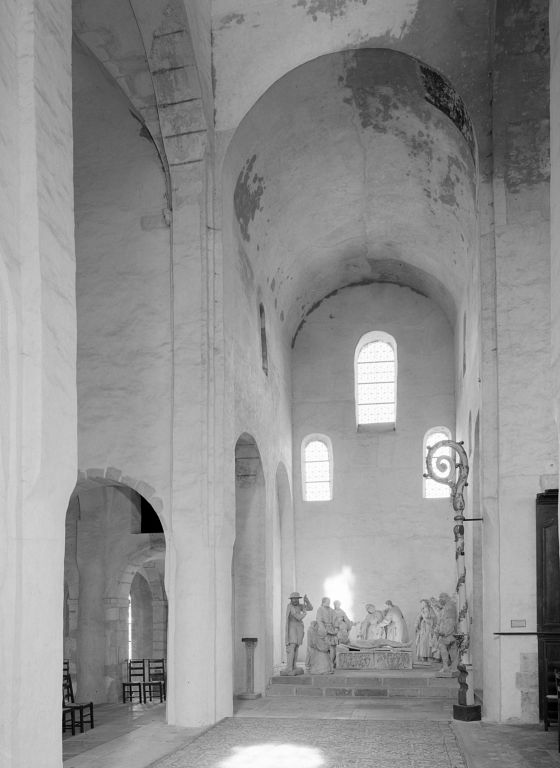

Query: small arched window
left=302, top=435, right=333, bottom=502
left=354, top=332, right=397, bottom=427
left=259, top=303, right=268, bottom=375
left=423, top=427, right=452, bottom=499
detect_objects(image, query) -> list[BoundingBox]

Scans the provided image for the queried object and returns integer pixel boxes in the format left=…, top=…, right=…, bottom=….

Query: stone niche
left=337, top=648, right=413, bottom=670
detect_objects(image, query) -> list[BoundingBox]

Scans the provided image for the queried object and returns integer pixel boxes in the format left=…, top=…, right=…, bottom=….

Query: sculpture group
left=281, top=590, right=459, bottom=676
left=414, top=592, right=459, bottom=675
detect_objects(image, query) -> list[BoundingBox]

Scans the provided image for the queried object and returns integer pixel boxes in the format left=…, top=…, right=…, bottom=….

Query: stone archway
left=232, top=434, right=267, bottom=696
left=275, top=462, right=295, bottom=669
left=63, top=473, right=167, bottom=702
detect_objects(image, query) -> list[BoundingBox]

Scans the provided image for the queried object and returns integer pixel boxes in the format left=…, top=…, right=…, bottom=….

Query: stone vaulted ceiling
left=223, top=48, right=478, bottom=342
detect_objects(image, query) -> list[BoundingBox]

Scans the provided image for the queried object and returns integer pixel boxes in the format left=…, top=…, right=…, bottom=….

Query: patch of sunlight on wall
left=219, top=743, right=324, bottom=767
left=323, top=566, right=355, bottom=619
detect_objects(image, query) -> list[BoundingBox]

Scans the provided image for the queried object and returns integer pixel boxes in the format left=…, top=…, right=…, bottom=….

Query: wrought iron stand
left=425, top=439, right=481, bottom=721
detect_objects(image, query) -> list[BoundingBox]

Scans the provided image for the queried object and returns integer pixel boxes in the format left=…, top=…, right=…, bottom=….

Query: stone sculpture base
left=336, top=647, right=413, bottom=670
left=453, top=703, right=481, bottom=721
left=279, top=667, right=304, bottom=676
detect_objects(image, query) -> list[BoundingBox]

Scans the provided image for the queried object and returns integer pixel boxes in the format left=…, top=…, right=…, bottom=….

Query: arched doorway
left=275, top=463, right=295, bottom=669
left=63, top=479, right=167, bottom=703
left=232, top=434, right=266, bottom=695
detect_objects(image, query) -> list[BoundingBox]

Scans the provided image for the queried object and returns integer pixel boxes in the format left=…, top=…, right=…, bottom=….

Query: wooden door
left=536, top=489, right=560, bottom=718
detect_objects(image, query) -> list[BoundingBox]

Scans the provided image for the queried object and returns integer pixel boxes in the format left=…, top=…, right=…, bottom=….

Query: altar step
left=267, top=671, right=458, bottom=700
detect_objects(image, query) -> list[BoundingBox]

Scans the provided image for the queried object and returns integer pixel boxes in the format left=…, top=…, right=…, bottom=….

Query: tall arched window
left=259, top=302, right=268, bottom=375
left=354, top=331, right=397, bottom=427
left=423, top=427, right=452, bottom=499
left=302, top=435, right=333, bottom=501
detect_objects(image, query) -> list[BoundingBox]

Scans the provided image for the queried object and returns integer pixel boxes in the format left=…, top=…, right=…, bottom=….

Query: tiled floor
left=62, top=692, right=560, bottom=768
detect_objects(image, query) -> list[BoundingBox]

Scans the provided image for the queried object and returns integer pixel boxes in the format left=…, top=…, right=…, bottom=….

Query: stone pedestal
left=453, top=703, right=482, bottom=721
left=237, top=637, right=262, bottom=700
left=336, top=648, right=413, bottom=670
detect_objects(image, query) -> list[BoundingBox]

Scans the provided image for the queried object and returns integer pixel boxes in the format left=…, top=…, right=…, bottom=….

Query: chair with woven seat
left=63, top=671, right=94, bottom=733
left=142, top=658, right=166, bottom=703
left=122, top=659, right=146, bottom=703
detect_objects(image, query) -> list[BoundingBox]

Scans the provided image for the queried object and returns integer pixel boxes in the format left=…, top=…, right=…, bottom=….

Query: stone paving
left=149, top=717, right=467, bottom=768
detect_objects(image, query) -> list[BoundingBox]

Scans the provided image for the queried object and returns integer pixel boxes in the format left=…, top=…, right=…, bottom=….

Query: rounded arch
left=63, top=474, right=167, bottom=703
left=232, top=433, right=267, bottom=694
left=223, top=47, right=478, bottom=342
left=77, top=467, right=167, bottom=532
left=274, top=461, right=295, bottom=669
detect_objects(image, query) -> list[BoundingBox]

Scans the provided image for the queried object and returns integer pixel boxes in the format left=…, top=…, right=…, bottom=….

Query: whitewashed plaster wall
left=0, top=2, right=77, bottom=767
left=488, top=0, right=557, bottom=723
left=220, top=177, right=295, bottom=693
left=73, top=43, right=172, bottom=517
left=211, top=0, right=490, bottom=138
left=292, top=283, right=457, bottom=640
left=551, top=0, right=560, bottom=441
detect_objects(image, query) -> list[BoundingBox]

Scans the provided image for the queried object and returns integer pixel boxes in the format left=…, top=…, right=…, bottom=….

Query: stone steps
left=267, top=672, right=458, bottom=699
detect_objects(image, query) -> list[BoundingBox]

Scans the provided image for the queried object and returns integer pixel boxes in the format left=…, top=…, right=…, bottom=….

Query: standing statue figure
left=305, top=621, right=334, bottom=675
left=414, top=598, right=436, bottom=662
left=358, top=604, right=386, bottom=641
left=281, top=591, right=313, bottom=676
left=332, top=600, right=353, bottom=644
left=429, top=596, right=443, bottom=660
left=316, top=597, right=338, bottom=669
left=435, top=592, right=458, bottom=676
left=378, top=600, right=409, bottom=643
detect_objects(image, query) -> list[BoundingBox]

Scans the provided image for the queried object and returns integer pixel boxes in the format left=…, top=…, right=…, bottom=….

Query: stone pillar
left=237, top=638, right=261, bottom=699
left=0, top=1, right=76, bottom=766
left=551, top=0, right=560, bottom=452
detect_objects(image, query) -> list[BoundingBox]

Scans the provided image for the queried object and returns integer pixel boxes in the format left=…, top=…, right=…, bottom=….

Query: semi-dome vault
left=223, top=48, right=478, bottom=341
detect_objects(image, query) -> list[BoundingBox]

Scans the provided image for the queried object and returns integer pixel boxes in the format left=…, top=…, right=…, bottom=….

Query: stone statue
left=414, top=598, right=437, bottom=662
left=435, top=592, right=458, bottom=676
left=332, top=600, right=353, bottom=644
left=378, top=600, right=409, bottom=643
left=305, top=621, right=334, bottom=674
left=358, top=604, right=386, bottom=641
left=342, top=637, right=412, bottom=651
left=429, top=596, right=443, bottom=660
left=281, top=591, right=313, bottom=676
left=316, top=597, right=338, bottom=668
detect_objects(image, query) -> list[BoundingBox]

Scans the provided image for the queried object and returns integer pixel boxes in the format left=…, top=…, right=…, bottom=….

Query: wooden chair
left=63, top=672, right=94, bottom=733
left=142, top=658, right=166, bottom=703
left=122, top=659, right=146, bottom=703
left=556, top=671, right=560, bottom=752
left=544, top=661, right=560, bottom=731
left=62, top=705, right=75, bottom=736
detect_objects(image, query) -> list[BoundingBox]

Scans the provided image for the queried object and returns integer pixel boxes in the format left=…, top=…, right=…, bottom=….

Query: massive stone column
left=490, top=0, right=555, bottom=722
left=551, top=0, right=560, bottom=454
left=0, top=1, right=76, bottom=766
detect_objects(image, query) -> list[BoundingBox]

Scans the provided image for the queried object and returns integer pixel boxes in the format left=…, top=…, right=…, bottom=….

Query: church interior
left=2, top=0, right=560, bottom=766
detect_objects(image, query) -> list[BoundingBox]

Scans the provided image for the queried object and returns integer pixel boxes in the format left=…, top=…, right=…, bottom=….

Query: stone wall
left=489, top=0, right=556, bottom=722
left=292, top=283, right=456, bottom=637
left=0, top=1, right=77, bottom=766
left=73, top=42, right=173, bottom=515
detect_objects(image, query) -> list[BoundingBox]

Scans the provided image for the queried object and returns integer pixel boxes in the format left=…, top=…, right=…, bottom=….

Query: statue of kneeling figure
left=306, top=621, right=335, bottom=674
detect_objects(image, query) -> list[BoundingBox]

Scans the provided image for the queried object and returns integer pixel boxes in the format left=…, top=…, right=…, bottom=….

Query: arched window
left=354, top=332, right=397, bottom=427
left=302, top=435, right=333, bottom=501
left=423, top=427, right=452, bottom=499
left=259, top=303, right=268, bottom=375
